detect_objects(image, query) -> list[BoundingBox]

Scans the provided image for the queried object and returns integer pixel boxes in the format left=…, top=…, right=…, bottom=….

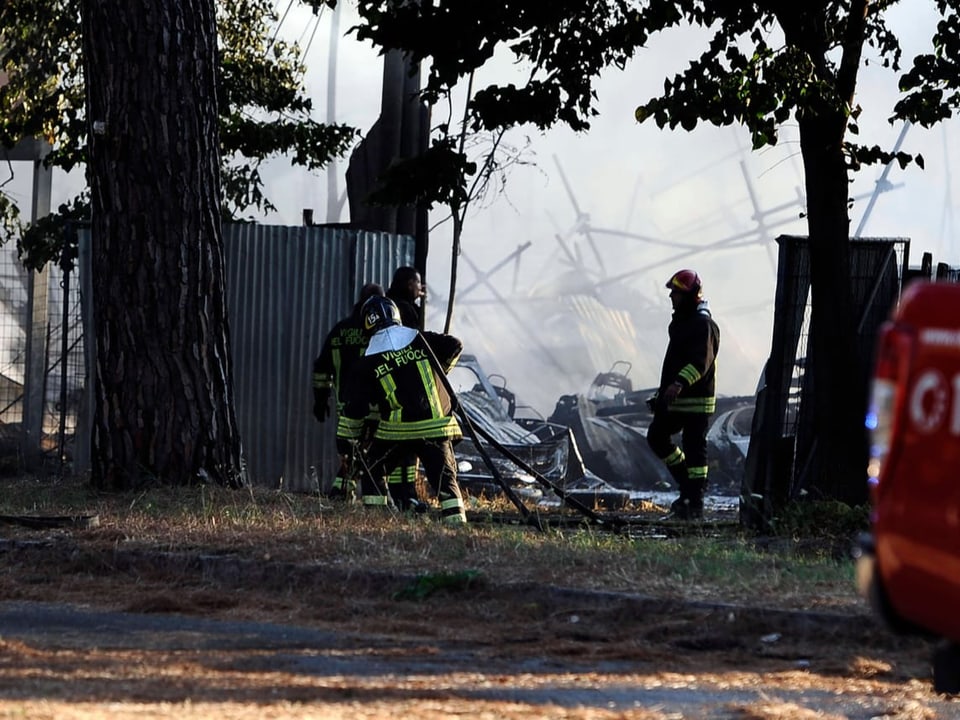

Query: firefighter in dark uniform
left=312, top=282, right=384, bottom=498
left=387, top=265, right=425, bottom=329
left=647, top=269, right=720, bottom=520
left=385, top=266, right=427, bottom=506
left=337, top=295, right=467, bottom=523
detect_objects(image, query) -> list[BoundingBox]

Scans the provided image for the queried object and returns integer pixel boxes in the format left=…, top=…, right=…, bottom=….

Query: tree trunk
left=798, top=110, right=869, bottom=506
left=81, top=0, right=245, bottom=489
left=783, top=0, right=871, bottom=507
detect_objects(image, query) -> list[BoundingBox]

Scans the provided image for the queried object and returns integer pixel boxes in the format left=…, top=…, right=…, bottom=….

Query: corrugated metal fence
left=3, top=223, right=413, bottom=492
left=220, top=224, right=414, bottom=491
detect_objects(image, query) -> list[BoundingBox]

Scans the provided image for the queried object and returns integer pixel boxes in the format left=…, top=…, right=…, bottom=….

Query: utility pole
left=325, top=1, right=341, bottom=223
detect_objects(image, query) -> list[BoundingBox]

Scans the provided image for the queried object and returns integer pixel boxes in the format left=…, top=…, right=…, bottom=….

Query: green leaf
left=393, top=570, right=484, bottom=601
left=1, top=0, right=358, bottom=267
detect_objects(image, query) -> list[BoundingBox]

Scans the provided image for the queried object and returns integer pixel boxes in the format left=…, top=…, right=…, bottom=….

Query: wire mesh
left=41, top=262, right=85, bottom=467
left=0, top=243, right=27, bottom=447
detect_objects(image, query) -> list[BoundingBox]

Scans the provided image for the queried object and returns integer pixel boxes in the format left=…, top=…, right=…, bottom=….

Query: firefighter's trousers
left=362, top=438, right=467, bottom=523
left=646, top=410, right=711, bottom=500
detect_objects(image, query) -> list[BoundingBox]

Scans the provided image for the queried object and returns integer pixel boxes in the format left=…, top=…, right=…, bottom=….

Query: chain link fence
left=0, top=236, right=85, bottom=475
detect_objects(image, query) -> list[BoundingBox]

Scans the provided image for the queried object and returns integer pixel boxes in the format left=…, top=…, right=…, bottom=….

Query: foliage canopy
left=343, top=1, right=960, bottom=201
left=0, top=0, right=357, bottom=270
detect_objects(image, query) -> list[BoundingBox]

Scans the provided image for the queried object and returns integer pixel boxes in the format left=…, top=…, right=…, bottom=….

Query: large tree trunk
left=799, top=111, right=869, bottom=505
left=789, top=0, right=871, bottom=507
left=80, top=0, right=245, bottom=489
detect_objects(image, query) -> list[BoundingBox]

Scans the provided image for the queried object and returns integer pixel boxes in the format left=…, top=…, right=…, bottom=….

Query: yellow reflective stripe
left=362, top=495, right=390, bottom=507
left=663, top=447, right=685, bottom=467
left=337, top=416, right=363, bottom=439
left=440, top=497, right=463, bottom=511
left=678, top=364, right=701, bottom=385
left=379, top=374, right=401, bottom=422
left=387, top=465, right=416, bottom=484
left=375, top=416, right=461, bottom=440
left=440, top=497, right=466, bottom=523
left=313, top=372, right=333, bottom=389
left=331, top=348, right=342, bottom=387
left=687, top=466, right=708, bottom=479
left=417, top=359, right=444, bottom=416
left=671, top=397, right=716, bottom=413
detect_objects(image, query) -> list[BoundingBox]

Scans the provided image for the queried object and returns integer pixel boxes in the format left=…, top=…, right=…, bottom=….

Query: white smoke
left=259, top=0, right=958, bottom=416
left=11, top=1, right=957, bottom=417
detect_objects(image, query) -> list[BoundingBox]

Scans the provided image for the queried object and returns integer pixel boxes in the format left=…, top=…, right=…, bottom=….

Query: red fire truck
left=858, top=280, right=960, bottom=694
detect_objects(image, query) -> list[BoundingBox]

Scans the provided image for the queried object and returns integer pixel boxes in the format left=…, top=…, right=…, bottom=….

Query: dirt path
left=0, top=535, right=955, bottom=719
left=0, top=596, right=945, bottom=719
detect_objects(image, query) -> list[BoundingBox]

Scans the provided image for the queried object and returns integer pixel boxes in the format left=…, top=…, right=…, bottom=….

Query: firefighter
left=312, top=282, right=384, bottom=499
left=385, top=266, right=427, bottom=506
left=337, top=295, right=467, bottom=523
left=647, top=269, right=720, bottom=520
left=387, top=265, right=425, bottom=330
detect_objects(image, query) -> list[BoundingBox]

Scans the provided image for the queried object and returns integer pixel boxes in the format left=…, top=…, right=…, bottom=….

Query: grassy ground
left=0, top=473, right=865, bottom=614
left=2, top=474, right=949, bottom=720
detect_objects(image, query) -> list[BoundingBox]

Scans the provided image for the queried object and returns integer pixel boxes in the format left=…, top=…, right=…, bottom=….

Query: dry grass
left=0, top=475, right=947, bottom=720
left=0, top=473, right=863, bottom=613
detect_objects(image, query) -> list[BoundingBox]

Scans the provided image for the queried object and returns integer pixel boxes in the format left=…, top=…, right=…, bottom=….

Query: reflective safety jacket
left=312, top=313, right=369, bottom=409
left=658, top=300, right=720, bottom=414
left=337, top=327, right=463, bottom=442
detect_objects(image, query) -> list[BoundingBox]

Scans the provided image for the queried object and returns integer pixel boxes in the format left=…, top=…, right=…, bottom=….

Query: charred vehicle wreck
left=449, top=355, right=631, bottom=509
left=547, top=362, right=753, bottom=495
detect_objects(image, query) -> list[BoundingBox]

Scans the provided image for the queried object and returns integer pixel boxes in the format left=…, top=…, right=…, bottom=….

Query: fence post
left=21, top=269, right=49, bottom=464
left=74, top=226, right=94, bottom=474
left=20, top=145, right=52, bottom=465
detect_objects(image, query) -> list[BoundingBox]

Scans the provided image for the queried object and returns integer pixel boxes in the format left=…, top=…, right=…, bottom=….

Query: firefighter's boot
left=360, top=473, right=392, bottom=512
left=328, top=475, right=356, bottom=501
left=669, top=477, right=704, bottom=520
left=669, top=494, right=703, bottom=521
left=387, top=464, right=421, bottom=512
left=390, top=483, right=425, bottom=513
left=666, top=461, right=703, bottom=520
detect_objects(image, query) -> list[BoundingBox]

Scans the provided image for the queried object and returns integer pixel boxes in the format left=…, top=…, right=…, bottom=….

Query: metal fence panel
left=0, top=241, right=29, bottom=459
left=742, top=235, right=910, bottom=523
left=66, top=223, right=413, bottom=490
left=221, top=224, right=414, bottom=491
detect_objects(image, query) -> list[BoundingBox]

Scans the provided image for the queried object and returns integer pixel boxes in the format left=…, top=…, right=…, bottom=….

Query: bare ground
left=0, top=492, right=954, bottom=719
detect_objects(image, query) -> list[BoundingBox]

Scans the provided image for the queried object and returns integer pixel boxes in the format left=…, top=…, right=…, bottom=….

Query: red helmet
left=666, top=269, right=702, bottom=295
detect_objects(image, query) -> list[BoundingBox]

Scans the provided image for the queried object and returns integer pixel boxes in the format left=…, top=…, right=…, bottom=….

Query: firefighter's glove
left=662, top=381, right=683, bottom=406
left=313, top=389, right=331, bottom=422
left=645, top=394, right=658, bottom=412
